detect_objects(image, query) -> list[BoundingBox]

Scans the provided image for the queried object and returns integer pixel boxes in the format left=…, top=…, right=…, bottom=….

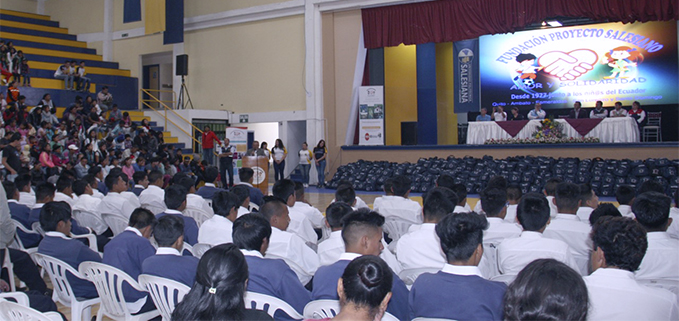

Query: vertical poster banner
left=358, top=86, right=385, bottom=145
left=225, top=127, right=248, bottom=184
left=453, top=38, right=480, bottom=113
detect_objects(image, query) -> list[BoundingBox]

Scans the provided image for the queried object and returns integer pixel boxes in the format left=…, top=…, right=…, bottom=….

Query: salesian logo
left=252, top=166, right=266, bottom=185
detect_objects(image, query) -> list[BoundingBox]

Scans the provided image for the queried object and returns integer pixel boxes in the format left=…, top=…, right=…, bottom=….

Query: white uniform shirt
left=473, top=200, right=483, bottom=214
left=543, top=213, right=592, bottom=275
left=317, top=231, right=401, bottom=274
left=121, top=191, right=141, bottom=208
left=330, top=196, right=369, bottom=210
left=186, top=193, right=214, bottom=216
left=635, top=232, right=679, bottom=281
left=54, top=192, right=77, bottom=207
left=18, top=191, right=36, bottom=208
left=72, top=194, right=106, bottom=234
left=138, top=185, right=165, bottom=211
left=546, top=196, right=558, bottom=218
left=503, top=204, right=518, bottom=223
left=617, top=204, right=634, bottom=218
left=585, top=268, right=678, bottom=321
left=480, top=217, right=522, bottom=278
left=91, top=189, right=105, bottom=200
left=292, top=201, right=325, bottom=229
left=669, top=207, right=679, bottom=240
left=197, top=215, right=233, bottom=246
left=97, top=192, right=138, bottom=218
left=287, top=206, right=318, bottom=245
left=372, top=195, right=423, bottom=224
left=395, top=223, right=445, bottom=270
left=453, top=205, right=469, bottom=214
left=497, top=231, right=578, bottom=275
left=265, top=226, right=319, bottom=285
left=576, top=206, right=594, bottom=222
left=237, top=206, right=249, bottom=218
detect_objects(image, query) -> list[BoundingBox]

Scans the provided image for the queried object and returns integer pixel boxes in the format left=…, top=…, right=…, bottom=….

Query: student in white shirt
left=97, top=172, right=138, bottom=218
left=497, top=193, right=579, bottom=276
left=473, top=176, right=508, bottom=214
left=72, top=179, right=108, bottom=235
left=330, top=180, right=370, bottom=210
left=373, top=175, right=423, bottom=226
left=230, top=185, right=251, bottom=217
left=587, top=203, right=622, bottom=227
left=272, top=179, right=317, bottom=246
left=176, top=176, right=214, bottom=217
left=198, top=190, right=239, bottom=246
left=543, top=177, right=562, bottom=218
left=544, top=182, right=593, bottom=275
left=451, top=183, right=471, bottom=213
left=478, top=188, right=521, bottom=278
left=16, top=175, right=36, bottom=208
left=396, top=187, right=453, bottom=271
left=615, top=185, right=636, bottom=218
left=138, top=170, right=166, bottom=214
left=633, top=192, right=679, bottom=281
left=671, top=192, right=679, bottom=240
left=53, top=176, right=78, bottom=207
left=259, top=198, right=319, bottom=286
left=585, top=217, right=678, bottom=320
left=503, top=185, right=521, bottom=223
left=292, top=182, right=325, bottom=229
left=576, top=183, right=599, bottom=222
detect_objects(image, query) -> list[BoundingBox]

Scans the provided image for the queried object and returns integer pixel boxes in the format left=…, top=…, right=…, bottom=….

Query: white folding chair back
left=138, top=274, right=191, bottom=321
left=31, top=222, right=45, bottom=236
left=73, top=210, right=107, bottom=233
left=0, top=291, right=30, bottom=306
left=398, top=268, right=440, bottom=286
left=101, top=213, right=128, bottom=235
left=79, top=261, right=159, bottom=321
left=191, top=243, right=213, bottom=258
left=248, top=202, right=259, bottom=212
left=490, top=273, right=517, bottom=285
left=10, top=219, right=41, bottom=250
left=142, top=203, right=167, bottom=216
left=34, top=253, right=100, bottom=321
left=0, top=300, right=64, bottom=321
left=382, top=217, right=413, bottom=243
left=303, top=300, right=340, bottom=319
left=182, top=208, right=212, bottom=227
left=182, top=243, right=194, bottom=256
left=244, top=291, right=303, bottom=320
left=3, top=247, right=16, bottom=292
left=479, top=242, right=500, bottom=279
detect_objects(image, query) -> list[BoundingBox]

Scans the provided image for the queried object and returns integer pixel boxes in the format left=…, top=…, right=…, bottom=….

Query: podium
left=242, top=156, right=269, bottom=195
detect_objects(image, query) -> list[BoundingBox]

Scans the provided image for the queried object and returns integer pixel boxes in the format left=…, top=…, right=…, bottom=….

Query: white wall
left=236, top=122, right=280, bottom=150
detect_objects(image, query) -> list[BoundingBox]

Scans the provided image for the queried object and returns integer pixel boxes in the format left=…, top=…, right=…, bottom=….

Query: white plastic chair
left=398, top=268, right=440, bottom=286
left=3, top=247, right=17, bottom=292
left=142, top=203, right=167, bottom=215
left=182, top=243, right=194, bottom=256
left=382, top=217, right=414, bottom=243
left=10, top=219, right=41, bottom=251
left=79, top=261, right=160, bottom=321
left=138, top=274, right=191, bottom=321
left=0, top=300, right=64, bottom=321
left=244, top=291, right=303, bottom=320
left=490, top=273, right=517, bottom=285
left=191, top=243, right=213, bottom=258
left=637, top=279, right=679, bottom=305
left=73, top=210, right=107, bottom=234
left=248, top=202, right=260, bottom=212
left=102, top=213, right=129, bottom=235
left=182, top=207, right=212, bottom=227
left=0, top=291, right=30, bottom=306
left=303, top=300, right=340, bottom=319
left=34, top=253, right=100, bottom=321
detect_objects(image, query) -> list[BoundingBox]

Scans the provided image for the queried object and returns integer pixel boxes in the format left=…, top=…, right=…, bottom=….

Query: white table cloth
left=467, top=117, right=639, bottom=145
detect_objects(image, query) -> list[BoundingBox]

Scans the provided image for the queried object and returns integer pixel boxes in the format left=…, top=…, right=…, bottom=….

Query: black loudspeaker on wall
left=176, top=54, right=188, bottom=76
left=401, top=121, right=418, bottom=145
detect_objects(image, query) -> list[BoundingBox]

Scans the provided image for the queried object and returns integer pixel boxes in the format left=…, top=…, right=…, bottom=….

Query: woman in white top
left=298, top=142, right=312, bottom=187
left=271, top=139, right=287, bottom=182
left=493, top=106, right=507, bottom=121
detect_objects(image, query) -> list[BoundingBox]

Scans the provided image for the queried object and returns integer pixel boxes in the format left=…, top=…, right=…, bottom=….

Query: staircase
left=0, top=9, right=190, bottom=154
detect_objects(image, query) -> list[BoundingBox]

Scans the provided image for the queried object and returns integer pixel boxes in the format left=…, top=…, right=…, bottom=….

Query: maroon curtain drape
left=362, top=0, right=678, bottom=49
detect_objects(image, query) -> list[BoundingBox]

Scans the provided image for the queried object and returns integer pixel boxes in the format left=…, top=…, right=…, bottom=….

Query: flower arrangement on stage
left=484, top=137, right=601, bottom=145
left=532, top=117, right=564, bottom=140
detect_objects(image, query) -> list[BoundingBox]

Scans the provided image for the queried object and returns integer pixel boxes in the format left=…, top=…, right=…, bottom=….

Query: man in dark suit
left=568, top=101, right=589, bottom=119
left=194, top=166, right=224, bottom=200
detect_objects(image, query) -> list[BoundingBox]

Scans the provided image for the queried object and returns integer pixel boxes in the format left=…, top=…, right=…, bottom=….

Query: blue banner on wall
left=164, top=0, right=184, bottom=44
left=453, top=38, right=480, bottom=113
left=123, top=0, right=142, bottom=23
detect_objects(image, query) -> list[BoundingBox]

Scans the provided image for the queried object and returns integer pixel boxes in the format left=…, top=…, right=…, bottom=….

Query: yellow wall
left=435, top=42, right=457, bottom=145
left=0, top=0, right=37, bottom=14
left=182, top=15, right=305, bottom=113
left=384, top=44, right=417, bottom=145
left=185, top=0, right=291, bottom=18
left=112, top=33, right=173, bottom=81
left=44, top=0, right=104, bottom=34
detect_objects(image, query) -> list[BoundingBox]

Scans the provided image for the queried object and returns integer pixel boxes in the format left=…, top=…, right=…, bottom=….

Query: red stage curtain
left=361, top=0, right=678, bottom=49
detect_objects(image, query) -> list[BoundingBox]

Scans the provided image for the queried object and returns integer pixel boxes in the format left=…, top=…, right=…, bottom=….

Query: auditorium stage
left=339, top=142, right=679, bottom=166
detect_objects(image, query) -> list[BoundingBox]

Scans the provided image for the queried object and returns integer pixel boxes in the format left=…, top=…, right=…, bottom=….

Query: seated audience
left=588, top=203, right=622, bottom=226
left=543, top=177, right=562, bottom=218
left=171, top=243, right=273, bottom=321
left=585, top=217, right=678, bottom=320
left=177, top=176, right=214, bottom=216
left=272, top=179, right=317, bottom=246
left=497, top=193, right=579, bottom=276
left=331, top=256, right=394, bottom=321
left=670, top=192, right=679, bottom=240
left=479, top=187, right=521, bottom=278
left=317, top=202, right=354, bottom=265
left=504, top=259, right=588, bottom=321
left=451, top=183, right=471, bottom=213
left=53, top=176, right=76, bottom=207
left=615, top=185, right=636, bottom=218
left=410, top=213, right=505, bottom=321
left=194, top=166, right=224, bottom=200
left=198, top=191, right=239, bottom=246
left=97, top=172, right=138, bottom=218
left=633, top=192, right=679, bottom=281
left=503, top=185, right=522, bottom=223
left=142, top=215, right=199, bottom=287
left=156, top=185, right=198, bottom=245
left=312, top=208, right=409, bottom=320
left=232, top=214, right=310, bottom=320
left=16, top=175, right=36, bottom=208
left=71, top=179, right=108, bottom=235
left=474, top=176, right=508, bottom=213
left=131, top=171, right=148, bottom=196
left=372, top=175, right=423, bottom=226
left=576, top=183, right=599, bottom=222
left=335, top=183, right=358, bottom=209
left=6, top=181, right=40, bottom=248
left=138, top=170, right=166, bottom=214
left=230, top=184, right=251, bottom=217
left=292, top=181, right=325, bottom=229
left=238, top=167, right=264, bottom=206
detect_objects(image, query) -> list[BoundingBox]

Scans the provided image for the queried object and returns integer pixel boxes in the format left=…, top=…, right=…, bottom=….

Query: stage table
left=467, top=117, right=640, bottom=145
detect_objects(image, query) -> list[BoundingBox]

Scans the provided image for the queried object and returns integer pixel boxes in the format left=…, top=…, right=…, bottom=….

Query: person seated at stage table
left=568, top=101, right=589, bottom=119
left=610, top=101, right=628, bottom=117
left=493, top=106, right=507, bottom=121
left=476, top=107, right=492, bottom=121
left=590, top=100, right=608, bottom=119
left=508, top=107, right=525, bottom=121
left=628, top=100, right=646, bottom=128
left=527, top=102, right=546, bottom=120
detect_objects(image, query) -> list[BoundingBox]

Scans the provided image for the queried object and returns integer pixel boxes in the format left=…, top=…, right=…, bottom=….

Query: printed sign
left=358, top=86, right=385, bottom=145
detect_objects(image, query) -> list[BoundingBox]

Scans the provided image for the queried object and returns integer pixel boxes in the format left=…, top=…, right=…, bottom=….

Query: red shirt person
left=201, top=126, right=221, bottom=165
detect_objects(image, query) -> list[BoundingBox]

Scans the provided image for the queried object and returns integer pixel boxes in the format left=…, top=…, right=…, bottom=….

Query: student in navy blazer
left=238, top=168, right=264, bottom=206
left=142, top=215, right=199, bottom=287
left=409, top=213, right=507, bottom=321
left=103, top=208, right=157, bottom=314
left=131, top=171, right=148, bottom=196
left=89, top=166, right=108, bottom=195
left=194, top=167, right=225, bottom=200
left=37, top=202, right=101, bottom=299
left=29, top=183, right=91, bottom=243
left=311, top=209, right=409, bottom=321
left=156, top=185, right=199, bottom=245
left=6, top=181, right=41, bottom=248
left=233, top=214, right=310, bottom=320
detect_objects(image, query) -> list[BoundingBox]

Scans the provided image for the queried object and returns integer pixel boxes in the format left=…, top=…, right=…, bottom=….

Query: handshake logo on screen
left=538, top=49, right=599, bottom=81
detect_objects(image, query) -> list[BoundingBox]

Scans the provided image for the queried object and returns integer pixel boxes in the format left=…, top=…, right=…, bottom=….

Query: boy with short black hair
left=615, top=185, right=636, bottom=218
left=632, top=192, right=679, bottom=281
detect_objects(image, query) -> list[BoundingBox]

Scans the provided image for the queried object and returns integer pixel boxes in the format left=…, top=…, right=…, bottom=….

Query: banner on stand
left=358, top=86, right=385, bottom=145
left=224, top=127, right=248, bottom=184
